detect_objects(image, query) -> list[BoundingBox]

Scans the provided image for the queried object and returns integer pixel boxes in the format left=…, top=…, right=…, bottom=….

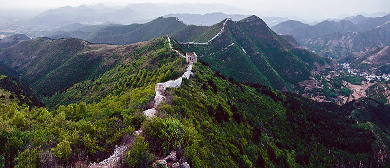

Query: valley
left=1, top=6, right=390, bottom=168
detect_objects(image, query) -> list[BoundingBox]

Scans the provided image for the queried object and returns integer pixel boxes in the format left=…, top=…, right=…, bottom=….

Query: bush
left=10, top=110, right=29, bottom=130
left=144, top=118, right=185, bottom=155
left=124, top=136, right=154, bottom=168
left=15, top=148, right=39, bottom=168
left=52, top=140, right=72, bottom=164
left=124, top=114, right=145, bottom=130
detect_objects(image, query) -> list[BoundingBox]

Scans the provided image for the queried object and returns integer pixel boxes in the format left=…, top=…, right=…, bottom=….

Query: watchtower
left=186, top=52, right=197, bottom=63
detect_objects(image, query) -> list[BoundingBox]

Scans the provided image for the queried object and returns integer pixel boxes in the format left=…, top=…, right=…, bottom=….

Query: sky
left=1, top=0, right=390, bottom=21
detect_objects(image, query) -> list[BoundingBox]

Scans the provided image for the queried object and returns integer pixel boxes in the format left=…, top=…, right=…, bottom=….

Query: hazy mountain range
left=29, top=3, right=247, bottom=26
left=1, top=3, right=290, bottom=40
left=272, top=14, right=390, bottom=59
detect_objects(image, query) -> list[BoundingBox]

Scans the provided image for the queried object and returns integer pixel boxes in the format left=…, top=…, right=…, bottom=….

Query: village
left=341, top=63, right=390, bottom=81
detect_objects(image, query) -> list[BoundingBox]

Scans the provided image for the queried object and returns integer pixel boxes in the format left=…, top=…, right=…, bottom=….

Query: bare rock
left=172, top=162, right=180, bottom=168
left=164, top=151, right=177, bottom=162
left=153, top=160, right=167, bottom=168
left=181, top=162, right=190, bottom=168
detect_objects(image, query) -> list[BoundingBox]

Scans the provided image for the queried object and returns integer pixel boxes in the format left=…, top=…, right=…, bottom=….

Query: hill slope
left=0, top=62, right=43, bottom=106
left=0, top=37, right=170, bottom=97
left=45, top=37, right=188, bottom=109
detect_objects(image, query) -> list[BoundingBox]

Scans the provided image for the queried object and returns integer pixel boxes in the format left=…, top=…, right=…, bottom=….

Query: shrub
left=15, top=148, right=39, bottom=168
left=52, top=140, right=72, bottom=164
left=10, top=110, right=29, bottom=130
left=144, top=118, right=185, bottom=155
left=124, top=136, right=154, bottom=168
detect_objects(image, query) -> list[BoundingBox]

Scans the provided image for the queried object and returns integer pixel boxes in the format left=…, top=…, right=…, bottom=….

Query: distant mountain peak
left=239, top=15, right=267, bottom=27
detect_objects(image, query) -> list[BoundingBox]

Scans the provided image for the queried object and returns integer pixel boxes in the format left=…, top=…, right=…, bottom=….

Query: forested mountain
left=1, top=15, right=390, bottom=167
left=22, top=15, right=363, bottom=102
left=46, top=14, right=331, bottom=91
left=174, top=16, right=334, bottom=91
left=46, top=15, right=288, bottom=46
left=0, top=38, right=92, bottom=96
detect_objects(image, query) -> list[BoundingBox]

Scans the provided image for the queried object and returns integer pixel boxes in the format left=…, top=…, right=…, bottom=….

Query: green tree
left=52, top=140, right=72, bottom=164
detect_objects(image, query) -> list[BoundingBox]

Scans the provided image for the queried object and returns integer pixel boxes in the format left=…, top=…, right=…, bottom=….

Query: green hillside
left=164, top=63, right=382, bottom=167
left=176, top=16, right=334, bottom=91
left=0, top=38, right=88, bottom=96
left=45, top=37, right=187, bottom=109
left=0, top=37, right=174, bottom=97
left=0, top=63, right=43, bottom=107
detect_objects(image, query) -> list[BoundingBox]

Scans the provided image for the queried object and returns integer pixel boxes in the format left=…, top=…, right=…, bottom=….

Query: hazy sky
left=1, top=0, right=389, bottom=21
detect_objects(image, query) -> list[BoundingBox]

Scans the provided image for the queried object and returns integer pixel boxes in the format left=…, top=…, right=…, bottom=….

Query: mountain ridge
left=47, top=17, right=187, bottom=45
left=175, top=15, right=334, bottom=91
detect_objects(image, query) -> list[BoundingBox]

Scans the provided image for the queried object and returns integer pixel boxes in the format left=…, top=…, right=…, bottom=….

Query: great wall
left=89, top=35, right=195, bottom=168
left=180, top=18, right=231, bottom=45
left=89, top=17, right=230, bottom=167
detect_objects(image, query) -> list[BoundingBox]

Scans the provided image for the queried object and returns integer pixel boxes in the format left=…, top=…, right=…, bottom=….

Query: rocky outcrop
left=153, top=151, right=190, bottom=168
